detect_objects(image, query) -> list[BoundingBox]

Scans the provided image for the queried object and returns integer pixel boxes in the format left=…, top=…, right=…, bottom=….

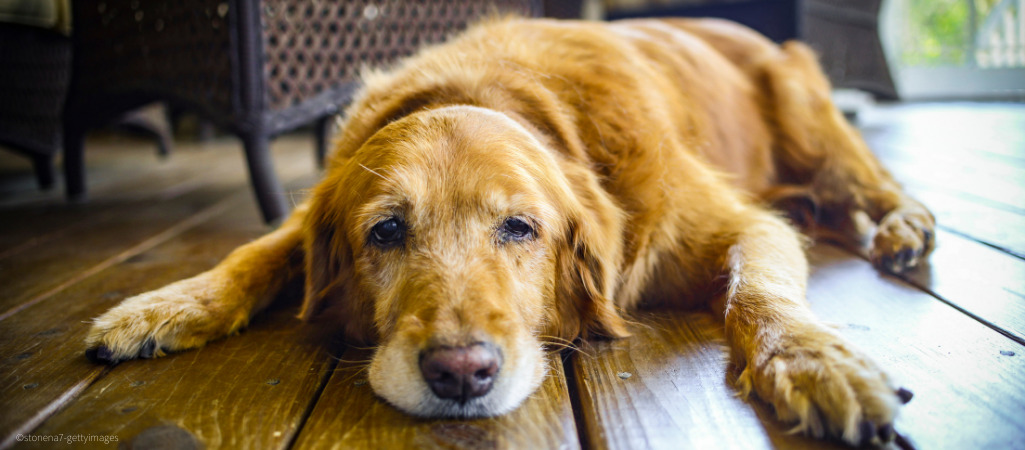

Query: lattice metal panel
left=261, top=0, right=538, bottom=111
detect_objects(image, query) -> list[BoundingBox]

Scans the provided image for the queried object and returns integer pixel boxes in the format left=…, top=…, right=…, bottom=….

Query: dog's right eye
left=370, top=218, right=406, bottom=247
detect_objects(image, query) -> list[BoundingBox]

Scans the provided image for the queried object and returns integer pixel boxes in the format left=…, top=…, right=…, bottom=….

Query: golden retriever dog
left=85, top=18, right=933, bottom=446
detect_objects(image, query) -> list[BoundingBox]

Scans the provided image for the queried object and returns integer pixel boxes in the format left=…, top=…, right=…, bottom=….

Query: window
left=882, top=0, right=1025, bottom=99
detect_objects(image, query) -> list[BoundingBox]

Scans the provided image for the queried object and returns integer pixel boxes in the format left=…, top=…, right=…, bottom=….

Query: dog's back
left=334, top=18, right=782, bottom=195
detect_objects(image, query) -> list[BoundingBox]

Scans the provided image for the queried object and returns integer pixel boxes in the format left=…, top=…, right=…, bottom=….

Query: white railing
left=975, top=0, right=1025, bottom=67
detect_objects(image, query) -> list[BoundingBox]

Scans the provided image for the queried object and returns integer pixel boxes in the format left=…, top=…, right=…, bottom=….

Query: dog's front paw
left=870, top=207, right=934, bottom=274
left=736, top=327, right=911, bottom=446
left=85, top=272, right=246, bottom=364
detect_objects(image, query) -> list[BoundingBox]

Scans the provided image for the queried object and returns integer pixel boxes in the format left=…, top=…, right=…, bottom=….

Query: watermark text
left=16, top=434, right=119, bottom=445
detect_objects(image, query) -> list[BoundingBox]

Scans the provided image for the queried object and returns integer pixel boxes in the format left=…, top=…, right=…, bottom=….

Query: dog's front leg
left=85, top=204, right=309, bottom=363
left=715, top=212, right=906, bottom=446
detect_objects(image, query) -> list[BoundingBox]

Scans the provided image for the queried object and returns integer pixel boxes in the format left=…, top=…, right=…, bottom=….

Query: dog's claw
left=139, top=337, right=158, bottom=359
left=878, top=423, right=895, bottom=442
left=896, top=387, right=914, bottom=404
left=898, top=248, right=914, bottom=265
left=85, top=345, right=118, bottom=364
left=858, top=420, right=876, bottom=446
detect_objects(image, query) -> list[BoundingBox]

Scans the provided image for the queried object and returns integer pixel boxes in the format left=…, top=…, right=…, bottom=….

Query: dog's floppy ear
left=298, top=178, right=375, bottom=342
left=554, top=163, right=630, bottom=340
left=298, top=197, right=346, bottom=321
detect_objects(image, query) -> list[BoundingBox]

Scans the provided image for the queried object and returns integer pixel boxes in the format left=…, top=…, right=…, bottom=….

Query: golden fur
left=86, top=18, right=934, bottom=446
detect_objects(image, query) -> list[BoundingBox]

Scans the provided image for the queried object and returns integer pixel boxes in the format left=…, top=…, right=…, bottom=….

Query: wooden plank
left=570, top=311, right=844, bottom=450
left=0, top=135, right=213, bottom=209
left=0, top=134, right=162, bottom=205
left=867, top=138, right=1025, bottom=244
left=291, top=349, right=580, bottom=449
left=0, top=188, right=242, bottom=318
left=904, top=186, right=1025, bottom=259
left=0, top=193, right=258, bottom=446
left=859, top=103, right=1025, bottom=164
left=882, top=158, right=1025, bottom=215
left=0, top=175, right=317, bottom=447
left=16, top=291, right=333, bottom=450
left=870, top=140, right=1025, bottom=191
left=570, top=244, right=1025, bottom=449
left=857, top=104, right=1025, bottom=216
left=0, top=136, right=315, bottom=319
left=805, top=245, right=1025, bottom=450
left=0, top=134, right=313, bottom=252
left=0, top=159, right=230, bottom=255
left=853, top=104, right=1025, bottom=344
left=897, top=229, right=1025, bottom=344
left=835, top=227, right=1025, bottom=345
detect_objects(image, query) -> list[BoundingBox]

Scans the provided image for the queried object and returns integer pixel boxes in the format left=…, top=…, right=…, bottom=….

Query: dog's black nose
left=420, top=343, right=500, bottom=403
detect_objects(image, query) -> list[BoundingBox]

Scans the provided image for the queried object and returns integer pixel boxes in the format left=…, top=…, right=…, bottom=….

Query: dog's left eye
left=499, top=217, right=535, bottom=242
left=370, top=218, right=406, bottom=247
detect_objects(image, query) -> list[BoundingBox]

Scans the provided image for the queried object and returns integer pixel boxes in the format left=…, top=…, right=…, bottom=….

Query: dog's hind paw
left=870, top=207, right=935, bottom=274
left=85, top=272, right=247, bottom=364
left=737, top=326, right=909, bottom=446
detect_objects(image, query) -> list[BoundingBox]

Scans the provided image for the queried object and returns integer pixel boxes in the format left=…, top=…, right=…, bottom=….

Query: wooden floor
left=1, top=102, right=1023, bottom=449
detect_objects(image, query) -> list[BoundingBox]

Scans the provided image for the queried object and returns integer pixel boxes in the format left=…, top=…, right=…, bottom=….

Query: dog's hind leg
left=85, top=204, right=309, bottom=363
left=761, top=42, right=934, bottom=273
left=712, top=210, right=905, bottom=446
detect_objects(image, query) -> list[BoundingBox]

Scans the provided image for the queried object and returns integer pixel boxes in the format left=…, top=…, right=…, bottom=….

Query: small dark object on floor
left=126, top=425, right=201, bottom=450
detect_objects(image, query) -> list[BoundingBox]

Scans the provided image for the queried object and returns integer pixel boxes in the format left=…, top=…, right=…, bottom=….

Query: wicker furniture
left=0, top=23, right=71, bottom=189
left=804, top=0, right=896, bottom=99
left=65, top=0, right=541, bottom=222
left=605, top=0, right=802, bottom=43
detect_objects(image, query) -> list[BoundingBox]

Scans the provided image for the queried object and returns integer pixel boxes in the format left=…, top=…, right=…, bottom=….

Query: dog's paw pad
left=870, top=209, right=934, bottom=273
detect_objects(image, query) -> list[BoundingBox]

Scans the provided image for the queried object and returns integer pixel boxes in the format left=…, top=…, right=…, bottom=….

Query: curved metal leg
left=31, top=153, right=55, bottom=190
left=314, top=116, right=332, bottom=169
left=117, top=105, right=173, bottom=158
left=241, top=133, right=288, bottom=223
left=63, top=125, right=87, bottom=202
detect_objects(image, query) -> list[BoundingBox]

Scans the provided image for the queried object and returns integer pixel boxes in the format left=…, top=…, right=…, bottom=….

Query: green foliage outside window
left=900, top=0, right=1003, bottom=66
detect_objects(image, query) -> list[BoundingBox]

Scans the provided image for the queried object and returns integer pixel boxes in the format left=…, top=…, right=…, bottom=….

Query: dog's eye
left=370, top=218, right=406, bottom=247
left=500, top=217, right=535, bottom=242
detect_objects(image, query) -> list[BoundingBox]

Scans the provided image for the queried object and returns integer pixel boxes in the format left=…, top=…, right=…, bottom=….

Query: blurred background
left=1, top=0, right=1022, bottom=215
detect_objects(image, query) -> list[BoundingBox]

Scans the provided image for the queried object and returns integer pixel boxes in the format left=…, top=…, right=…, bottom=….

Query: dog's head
left=300, top=105, right=628, bottom=417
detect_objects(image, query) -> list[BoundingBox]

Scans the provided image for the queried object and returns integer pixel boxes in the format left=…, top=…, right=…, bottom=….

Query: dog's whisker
left=538, top=336, right=593, bottom=358
left=358, top=163, right=392, bottom=183
left=537, top=334, right=576, bottom=345
left=541, top=342, right=575, bottom=353
left=330, top=356, right=374, bottom=365
left=541, top=342, right=575, bottom=352
left=344, top=344, right=380, bottom=352
left=335, top=366, right=371, bottom=385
